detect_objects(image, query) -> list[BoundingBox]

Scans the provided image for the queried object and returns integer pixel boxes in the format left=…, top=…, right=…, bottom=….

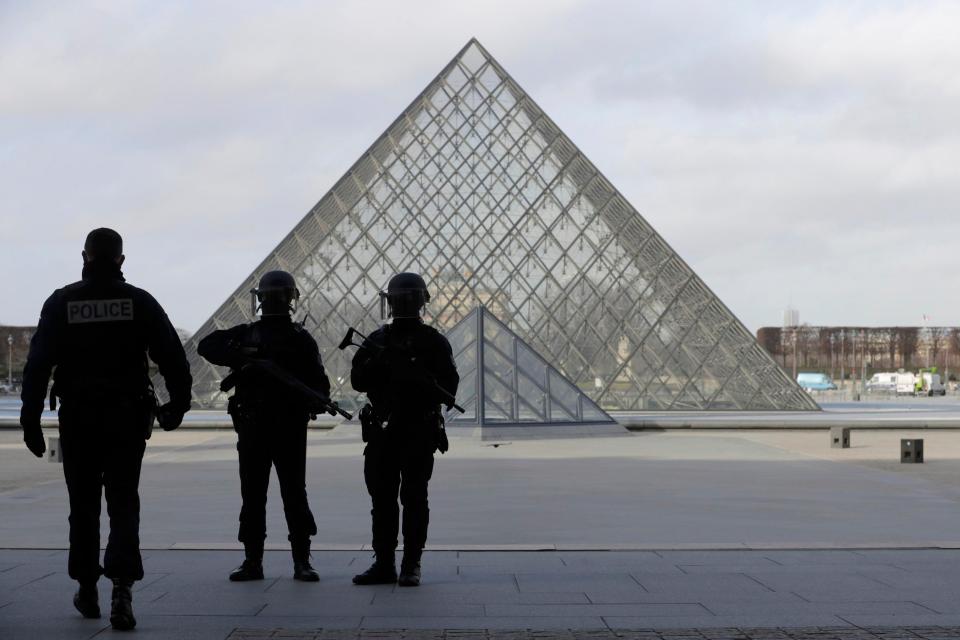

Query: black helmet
left=381, top=272, right=430, bottom=319
left=251, top=270, right=300, bottom=316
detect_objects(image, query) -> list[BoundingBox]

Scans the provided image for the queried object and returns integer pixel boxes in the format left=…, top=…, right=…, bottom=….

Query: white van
left=867, top=372, right=897, bottom=393
left=895, top=372, right=917, bottom=396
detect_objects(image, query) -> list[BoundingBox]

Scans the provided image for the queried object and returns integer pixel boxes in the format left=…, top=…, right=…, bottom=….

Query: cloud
left=2, top=0, right=959, bottom=335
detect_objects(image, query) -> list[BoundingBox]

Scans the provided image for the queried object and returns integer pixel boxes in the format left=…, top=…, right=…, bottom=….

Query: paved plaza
left=6, top=548, right=960, bottom=637
left=5, top=421, right=960, bottom=636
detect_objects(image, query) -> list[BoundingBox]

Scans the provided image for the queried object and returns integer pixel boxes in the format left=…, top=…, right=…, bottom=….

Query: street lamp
left=830, top=334, right=836, bottom=383
left=839, top=330, right=846, bottom=391
left=860, top=329, right=867, bottom=397
left=6, top=335, right=12, bottom=389
left=792, top=328, right=798, bottom=380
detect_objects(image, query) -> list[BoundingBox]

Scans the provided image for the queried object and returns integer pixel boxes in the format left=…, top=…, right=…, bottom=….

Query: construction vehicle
left=914, top=367, right=947, bottom=396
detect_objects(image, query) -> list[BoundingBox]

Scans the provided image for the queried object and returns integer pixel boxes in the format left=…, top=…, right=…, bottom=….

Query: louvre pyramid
left=180, top=38, right=818, bottom=413
left=443, top=306, right=618, bottom=428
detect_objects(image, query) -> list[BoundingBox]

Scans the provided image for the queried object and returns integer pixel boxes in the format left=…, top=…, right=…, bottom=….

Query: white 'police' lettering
left=67, top=299, right=134, bottom=324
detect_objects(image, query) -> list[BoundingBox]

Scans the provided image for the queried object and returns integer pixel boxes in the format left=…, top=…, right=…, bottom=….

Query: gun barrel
left=328, top=403, right=353, bottom=420
left=243, top=357, right=351, bottom=420
left=337, top=328, right=356, bottom=351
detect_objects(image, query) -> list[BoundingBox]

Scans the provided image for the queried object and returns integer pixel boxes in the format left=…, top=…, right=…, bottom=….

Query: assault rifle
left=220, top=356, right=353, bottom=420
left=338, top=327, right=465, bottom=413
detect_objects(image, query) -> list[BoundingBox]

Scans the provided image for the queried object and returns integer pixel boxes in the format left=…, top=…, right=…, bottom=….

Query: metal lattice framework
left=444, top=306, right=617, bottom=427
left=178, top=39, right=818, bottom=412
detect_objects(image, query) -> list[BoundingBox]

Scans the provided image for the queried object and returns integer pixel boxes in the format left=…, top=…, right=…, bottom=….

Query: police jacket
left=350, top=318, right=459, bottom=425
left=197, top=315, right=330, bottom=419
left=20, top=260, right=192, bottom=425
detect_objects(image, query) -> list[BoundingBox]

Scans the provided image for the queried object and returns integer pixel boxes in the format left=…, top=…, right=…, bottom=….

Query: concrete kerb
left=5, top=543, right=960, bottom=551
left=619, top=414, right=960, bottom=430
left=9, top=414, right=960, bottom=431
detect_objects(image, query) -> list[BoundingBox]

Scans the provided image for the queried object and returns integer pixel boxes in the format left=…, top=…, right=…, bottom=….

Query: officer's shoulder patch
left=66, top=299, right=134, bottom=324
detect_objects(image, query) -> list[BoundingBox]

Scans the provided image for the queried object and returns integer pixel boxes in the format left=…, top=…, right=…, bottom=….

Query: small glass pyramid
left=444, top=306, right=616, bottom=427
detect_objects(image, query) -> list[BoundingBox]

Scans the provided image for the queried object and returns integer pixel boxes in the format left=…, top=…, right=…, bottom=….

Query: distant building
left=783, top=307, right=799, bottom=328
left=0, top=326, right=36, bottom=384
left=756, top=326, right=960, bottom=380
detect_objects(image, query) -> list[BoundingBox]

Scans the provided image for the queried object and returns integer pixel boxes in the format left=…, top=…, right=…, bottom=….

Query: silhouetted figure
left=19, top=228, right=192, bottom=630
left=197, top=270, right=330, bottom=583
left=350, top=272, right=459, bottom=587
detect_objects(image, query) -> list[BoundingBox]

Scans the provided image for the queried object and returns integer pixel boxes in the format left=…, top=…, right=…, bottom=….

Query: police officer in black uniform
left=350, top=272, right=459, bottom=587
left=20, top=228, right=192, bottom=631
left=197, top=270, right=329, bottom=583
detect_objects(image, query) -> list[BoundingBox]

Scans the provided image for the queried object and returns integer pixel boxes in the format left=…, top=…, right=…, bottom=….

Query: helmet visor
left=381, top=287, right=427, bottom=319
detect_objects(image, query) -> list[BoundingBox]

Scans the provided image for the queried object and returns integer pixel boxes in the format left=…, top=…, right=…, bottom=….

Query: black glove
left=21, top=420, right=46, bottom=458
left=157, top=403, right=185, bottom=431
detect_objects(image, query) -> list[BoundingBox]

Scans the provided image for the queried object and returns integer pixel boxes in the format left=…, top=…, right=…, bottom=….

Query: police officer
left=350, top=272, right=459, bottom=587
left=197, top=270, right=329, bottom=583
left=20, top=228, right=192, bottom=631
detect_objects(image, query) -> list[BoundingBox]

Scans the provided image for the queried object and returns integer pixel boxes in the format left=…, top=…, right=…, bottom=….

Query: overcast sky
left=2, top=0, right=959, bottom=334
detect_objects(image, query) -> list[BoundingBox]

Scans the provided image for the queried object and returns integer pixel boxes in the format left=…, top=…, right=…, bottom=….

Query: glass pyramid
left=444, top=306, right=617, bottom=427
left=177, top=38, right=818, bottom=413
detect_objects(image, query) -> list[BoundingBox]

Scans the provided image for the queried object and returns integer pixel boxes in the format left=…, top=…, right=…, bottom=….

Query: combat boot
left=109, top=580, right=136, bottom=631
left=291, top=539, right=319, bottom=582
left=229, top=546, right=264, bottom=582
left=73, top=580, right=100, bottom=619
left=352, top=552, right=397, bottom=585
left=398, top=554, right=422, bottom=587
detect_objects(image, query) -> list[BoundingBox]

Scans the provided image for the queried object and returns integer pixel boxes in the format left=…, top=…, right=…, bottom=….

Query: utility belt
left=226, top=395, right=309, bottom=434
left=51, top=381, right=158, bottom=439
left=361, top=403, right=448, bottom=454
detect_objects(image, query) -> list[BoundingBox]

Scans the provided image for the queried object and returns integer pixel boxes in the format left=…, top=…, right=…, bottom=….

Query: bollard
left=830, top=427, right=850, bottom=449
left=901, top=439, right=924, bottom=464
left=47, top=435, right=63, bottom=464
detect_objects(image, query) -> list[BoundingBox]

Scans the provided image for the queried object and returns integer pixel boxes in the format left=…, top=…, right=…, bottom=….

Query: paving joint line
left=858, top=572, right=897, bottom=588
left=263, top=576, right=283, bottom=593
left=909, top=600, right=943, bottom=614
left=740, top=572, right=776, bottom=592
left=17, top=570, right=55, bottom=588
left=628, top=573, right=649, bottom=592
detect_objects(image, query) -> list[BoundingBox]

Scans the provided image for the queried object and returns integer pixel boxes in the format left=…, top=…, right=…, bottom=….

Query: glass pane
left=548, top=369, right=579, bottom=422
left=517, top=372, right=547, bottom=421
left=483, top=372, right=514, bottom=422
left=483, top=315, right=514, bottom=357
left=516, top=342, right=546, bottom=388
left=483, top=340, right=514, bottom=390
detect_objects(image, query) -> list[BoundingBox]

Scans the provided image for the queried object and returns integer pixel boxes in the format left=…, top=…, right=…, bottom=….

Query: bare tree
left=884, top=328, right=897, bottom=370
left=896, top=327, right=919, bottom=369
left=929, top=327, right=950, bottom=369
left=757, top=327, right=783, bottom=361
